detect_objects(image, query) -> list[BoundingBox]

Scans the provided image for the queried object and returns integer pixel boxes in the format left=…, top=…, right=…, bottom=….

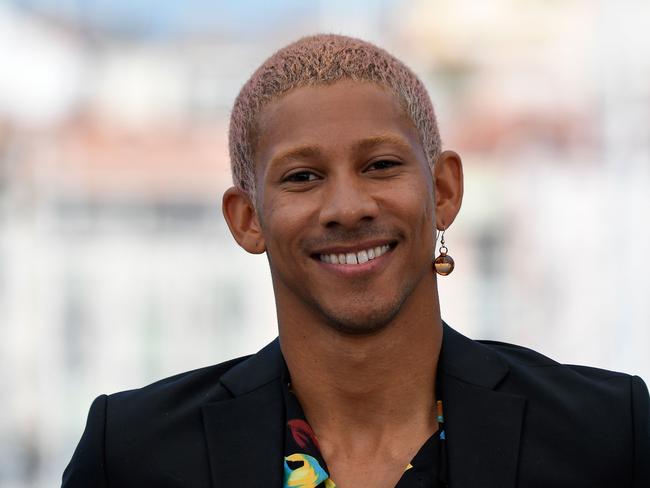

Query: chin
left=318, top=295, right=407, bottom=336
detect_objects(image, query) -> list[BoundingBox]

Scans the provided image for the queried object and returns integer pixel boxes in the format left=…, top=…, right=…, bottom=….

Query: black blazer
left=63, top=325, right=650, bottom=487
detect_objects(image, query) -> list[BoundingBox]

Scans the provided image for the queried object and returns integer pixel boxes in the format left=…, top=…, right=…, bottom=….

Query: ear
left=222, top=187, right=266, bottom=254
left=433, top=150, right=464, bottom=230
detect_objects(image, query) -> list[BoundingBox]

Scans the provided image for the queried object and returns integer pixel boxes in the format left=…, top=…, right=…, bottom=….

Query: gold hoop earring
left=433, top=229, right=455, bottom=276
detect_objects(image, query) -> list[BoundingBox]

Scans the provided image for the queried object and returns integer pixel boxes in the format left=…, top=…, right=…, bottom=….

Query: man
left=63, top=34, right=649, bottom=487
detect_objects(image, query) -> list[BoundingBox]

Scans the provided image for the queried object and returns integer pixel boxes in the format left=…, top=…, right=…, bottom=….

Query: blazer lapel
left=440, top=325, right=527, bottom=488
left=202, top=339, right=286, bottom=487
left=200, top=328, right=527, bottom=487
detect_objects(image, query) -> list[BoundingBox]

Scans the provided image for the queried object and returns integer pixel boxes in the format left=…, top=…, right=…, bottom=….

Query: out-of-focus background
left=1, top=0, right=649, bottom=485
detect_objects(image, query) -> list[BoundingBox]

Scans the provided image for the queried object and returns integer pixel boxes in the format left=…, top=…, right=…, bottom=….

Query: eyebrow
left=352, top=134, right=413, bottom=155
left=268, top=134, right=413, bottom=168
left=269, top=146, right=323, bottom=168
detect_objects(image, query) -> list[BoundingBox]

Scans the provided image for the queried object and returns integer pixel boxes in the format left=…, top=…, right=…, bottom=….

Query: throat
left=315, top=416, right=440, bottom=488
left=283, top=316, right=442, bottom=427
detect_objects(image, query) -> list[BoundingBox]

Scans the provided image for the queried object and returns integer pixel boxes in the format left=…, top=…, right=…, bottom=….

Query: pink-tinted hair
left=228, top=34, right=441, bottom=199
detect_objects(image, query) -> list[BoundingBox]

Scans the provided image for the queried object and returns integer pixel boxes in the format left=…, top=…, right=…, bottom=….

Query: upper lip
left=310, top=239, right=396, bottom=256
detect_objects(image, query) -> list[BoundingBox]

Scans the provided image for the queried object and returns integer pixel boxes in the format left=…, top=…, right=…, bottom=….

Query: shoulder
left=479, top=338, right=640, bottom=393
left=477, top=338, right=649, bottom=430
left=106, top=354, right=251, bottom=413
left=63, top=355, right=254, bottom=486
left=476, top=338, right=650, bottom=483
left=480, top=338, right=633, bottom=379
left=441, top=324, right=642, bottom=397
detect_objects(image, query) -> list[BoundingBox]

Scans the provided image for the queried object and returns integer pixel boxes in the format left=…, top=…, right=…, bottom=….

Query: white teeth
left=321, top=244, right=391, bottom=265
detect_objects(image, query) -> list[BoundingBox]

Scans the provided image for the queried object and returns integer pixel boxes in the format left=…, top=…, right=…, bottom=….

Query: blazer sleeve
left=62, top=394, right=109, bottom=488
left=632, top=375, right=650, bottom=487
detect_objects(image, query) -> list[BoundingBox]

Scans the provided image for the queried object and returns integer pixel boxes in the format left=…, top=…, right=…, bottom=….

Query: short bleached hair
left=228, top=34, right=441, bottom=199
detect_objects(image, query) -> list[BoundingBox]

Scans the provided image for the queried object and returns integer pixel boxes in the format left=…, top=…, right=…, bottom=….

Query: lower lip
left=314, top=247, right=394, bottom=277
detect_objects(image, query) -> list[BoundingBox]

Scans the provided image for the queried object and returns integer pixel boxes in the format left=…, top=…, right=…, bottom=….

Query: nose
left=318, top=176, right=380, bottom=228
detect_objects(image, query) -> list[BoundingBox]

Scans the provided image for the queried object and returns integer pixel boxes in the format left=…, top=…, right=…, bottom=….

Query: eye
left=366, top=159, right=401, bottom=171
left=283, top=170, right=319, bottom=183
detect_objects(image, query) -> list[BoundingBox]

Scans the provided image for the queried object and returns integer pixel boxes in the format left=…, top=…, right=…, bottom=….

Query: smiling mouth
left=316, top=243, right=394, bottom=265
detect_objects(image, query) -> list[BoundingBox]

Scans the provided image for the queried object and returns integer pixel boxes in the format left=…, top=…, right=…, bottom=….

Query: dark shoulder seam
left=536, top=364, right=631, bottom=381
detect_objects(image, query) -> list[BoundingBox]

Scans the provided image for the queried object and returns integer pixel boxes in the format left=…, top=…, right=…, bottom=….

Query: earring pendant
left=434, top=230, right=454, bottom=276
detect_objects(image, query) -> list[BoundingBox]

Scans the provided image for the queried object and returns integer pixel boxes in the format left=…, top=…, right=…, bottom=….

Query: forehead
left=254, top=80, right=422, bottom=162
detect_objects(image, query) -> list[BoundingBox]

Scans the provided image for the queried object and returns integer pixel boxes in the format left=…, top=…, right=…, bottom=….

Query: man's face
left=253, top=80, right=437, bottom=334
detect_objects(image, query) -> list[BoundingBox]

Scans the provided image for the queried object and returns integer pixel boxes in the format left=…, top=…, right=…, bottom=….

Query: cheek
left=406, top=180, right=436, bottom=249
left=261, top=194, right=313, bottom=253
left=404, top=178, right=435, bottom=222
left=418, top=168, right=436, bottom=224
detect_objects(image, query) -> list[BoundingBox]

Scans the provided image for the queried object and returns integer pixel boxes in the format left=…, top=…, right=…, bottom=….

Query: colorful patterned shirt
left=281, top=370, right=447, bottom=488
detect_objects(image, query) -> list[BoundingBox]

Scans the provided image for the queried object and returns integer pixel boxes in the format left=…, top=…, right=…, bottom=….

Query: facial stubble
left=269, top=249, right=430, bottom=337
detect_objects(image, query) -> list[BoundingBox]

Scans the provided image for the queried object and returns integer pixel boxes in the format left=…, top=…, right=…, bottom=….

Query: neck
left=278, top=284, right=443, bottom=447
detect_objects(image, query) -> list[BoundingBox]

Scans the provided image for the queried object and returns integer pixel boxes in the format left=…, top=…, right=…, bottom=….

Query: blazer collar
left=202, top=326, right=526, bottom=488
left=219, top=337, right=285, bottom=396
left=202, top=339, right=286, bottom=487
left=216, top=324, right=511, bottom=395
left=439, top=323, right=526, bottom=488
left=439, top=322, right=509, bottom=388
